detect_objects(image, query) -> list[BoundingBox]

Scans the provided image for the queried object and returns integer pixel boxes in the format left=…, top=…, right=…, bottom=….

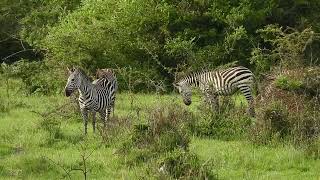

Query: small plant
left=275, top=75, right=303, bottom=91
left=118, top=103, right=192, bottom=157
left=303, top=67, right=320, bottom=97
left=304, top=137, right=320, bottom=160
left=193, top=97, right=252, bottom=140
left=153, top=148, right=217, bottom=179
left=249, top=101, right=289, bottom=145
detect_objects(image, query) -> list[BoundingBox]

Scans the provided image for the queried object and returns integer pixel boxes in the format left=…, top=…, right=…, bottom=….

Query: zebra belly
left=79, top=98, right=106, bottom=111
left=215, top=86, right=238, bottom=96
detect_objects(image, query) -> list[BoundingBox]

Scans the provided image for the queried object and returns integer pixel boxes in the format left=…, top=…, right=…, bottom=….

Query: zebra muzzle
left=183, top=99, right=191, bottom=106
left=65, top=89, right=72, bottom=97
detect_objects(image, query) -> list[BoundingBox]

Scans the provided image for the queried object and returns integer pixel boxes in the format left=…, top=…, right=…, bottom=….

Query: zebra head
left=65, top=67, right=81, bottom=97
left=173, top=82, right=192, bottom=106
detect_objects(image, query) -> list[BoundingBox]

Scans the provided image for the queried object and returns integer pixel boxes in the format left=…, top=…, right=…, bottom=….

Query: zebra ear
left=96, top=69, right=101, bottom=78
left=172, top=83, right=179, bottom=88
left=67, top=67, right=75, bottom=73
left=67, top=67, right=71, bottom=73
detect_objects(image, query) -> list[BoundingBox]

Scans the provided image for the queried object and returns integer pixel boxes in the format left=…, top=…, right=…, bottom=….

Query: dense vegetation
left=0, top=0, right=320, bottom=179
left=1, top=0, right=320, bottom=92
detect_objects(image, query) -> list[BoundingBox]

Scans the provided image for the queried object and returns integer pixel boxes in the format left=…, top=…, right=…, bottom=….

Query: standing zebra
left=173, top=66, right=255, bottom=116
left=92, top=68, right=118, bottom=119
left=65, top=67, right=117, bottom=134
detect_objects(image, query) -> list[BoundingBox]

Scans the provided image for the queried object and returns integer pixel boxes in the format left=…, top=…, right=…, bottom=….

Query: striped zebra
left=65, top=67, right=117, bottom=134
left=173, top=66, right=255, bottom=116
left=93, top=68, right=118, bottom=117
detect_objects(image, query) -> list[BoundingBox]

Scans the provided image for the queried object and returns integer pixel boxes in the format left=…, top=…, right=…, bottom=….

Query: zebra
left=65, top=67, right=117, bottom=134
left=92, top=68, right=118, bottom=119
left=173, top=66, right=255, bottom=116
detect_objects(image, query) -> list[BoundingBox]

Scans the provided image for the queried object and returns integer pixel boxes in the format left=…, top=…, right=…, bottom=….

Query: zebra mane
left=176, top=65, right=240, bottom=83
left=176, top=69, right=208, bottom=83
left=76, top=68, right=93, bottom=82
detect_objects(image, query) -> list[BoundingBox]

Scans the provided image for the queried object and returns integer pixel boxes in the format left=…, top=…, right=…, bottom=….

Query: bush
left=118, top=103, right=192, bottom=157
left=193, top=97, right=252, bottom=140
left=152, top=149, right=217, bottom=179
left=2, top=60, right=65, bottom=95
left=115, top=103, right=217, bottom=179
left=251, top=68, right=320, bottom=145
left=303, top=67, right=320, bottom=98
left=275, top=75, right=303, bottom=91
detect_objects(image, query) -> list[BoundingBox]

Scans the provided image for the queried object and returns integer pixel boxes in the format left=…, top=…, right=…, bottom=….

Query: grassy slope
left=0, top=84, right=319, bottom=179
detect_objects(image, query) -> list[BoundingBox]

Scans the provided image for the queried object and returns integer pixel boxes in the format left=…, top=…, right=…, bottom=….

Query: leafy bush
left=303, top=67, right=320, bottom=97
left=193, top=97, right=252, bottom=140
left=250, top=26, right=318, bottom=72
left=153, top=148, right=217, bottom=179
left=275, top=75, right=303, bottom=91
left=115, top=103, right=216, bottom=178
left=118, top=103, right=192, bottom=157
left=251, top=68, right=320, bottom=145
left=2, top=60, right=65, bottom=95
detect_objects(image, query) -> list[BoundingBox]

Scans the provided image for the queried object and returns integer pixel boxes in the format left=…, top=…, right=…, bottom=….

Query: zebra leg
left=99, top=111, right=106, bottom=129
left=204, top=89, right=219, bottom=112
left=81, top=109, right=89, bottom=135
left=105, top=106, right=112, bottom=128
left=111, top=101, right=115, bottom=117
left=248, top=99, right=255, bottom=117
left=92, top=111, right=96, bottom=133
left=239, top=86, right=255, bottom=117
left=209, top=94, right=219, bottom=113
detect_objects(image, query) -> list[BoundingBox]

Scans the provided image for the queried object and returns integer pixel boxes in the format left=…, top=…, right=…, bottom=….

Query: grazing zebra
left=173, top=66, right=255, bottom=116
left=65, top=67, right=117, bottom=134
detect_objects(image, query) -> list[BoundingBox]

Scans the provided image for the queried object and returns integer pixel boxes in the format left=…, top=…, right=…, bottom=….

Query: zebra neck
left=78, top=79, right=94, bottom=98
left=185, top=73, right=201, bottom=87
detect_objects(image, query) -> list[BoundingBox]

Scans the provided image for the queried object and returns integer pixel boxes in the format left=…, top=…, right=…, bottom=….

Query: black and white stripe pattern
left=65, top=67, right=117, bottom=134
left=92, top=68, right=118, bottom=123
left=174, top=66, right=255, bottom=116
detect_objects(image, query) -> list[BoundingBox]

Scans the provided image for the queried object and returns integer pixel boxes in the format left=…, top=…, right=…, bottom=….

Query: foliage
left=114, top=103, right=217, bottom=178
left=303, top=67, right=320, bottom=97
left=118, top=103, right=192, bottom=157
left=1, top=60, right=65, bottom=95
left=153, top=148, right=217, bottom=179
left=251, top=68, right=320, bottom=146
left=275, top=75, right=304, bottom=91
left=192, top=97, right=252, bottom=140
left=1, top=0, right=320, bottom=92
left=250, top=25, right=318, bottom=73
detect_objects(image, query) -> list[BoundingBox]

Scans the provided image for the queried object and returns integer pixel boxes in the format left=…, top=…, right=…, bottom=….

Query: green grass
left=0, top=81, right=319, bottom=179
left=191, top=138, right=320, bottom=179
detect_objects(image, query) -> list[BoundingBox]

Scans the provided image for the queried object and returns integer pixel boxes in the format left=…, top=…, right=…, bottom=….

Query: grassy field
left=0, top=81, right=320, bottom=179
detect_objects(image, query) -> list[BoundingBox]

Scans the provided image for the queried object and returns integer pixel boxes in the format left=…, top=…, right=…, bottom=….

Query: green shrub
left=303, top=67, right=320, bottom=97
left=2, top=60, right=65, bottom=95
left=193, top=98, right=252, bottom=140
left=153, top=148, right=217, bottom=179
left=115, top=103, right=216, bottom=179
left=275, top=75, right=303, bottom=91
left=0, top=98, right=9, bottom=113
left=251, top=97, right=320, bottom=146
left=304, top=137, right=320, bottom=160
left=118, top=103, right=192, bottom=157
left=263, top=102, right=290, bottom=137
